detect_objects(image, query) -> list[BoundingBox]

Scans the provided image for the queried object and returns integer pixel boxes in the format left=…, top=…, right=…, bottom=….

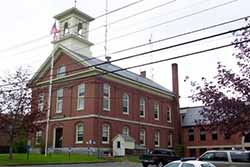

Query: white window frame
left=154, top=102, right=160, bottom=120
left=139, top=129, right=146, bottom=146
left=139, top=97, right=145, bottom=118
left=77, top=84, right=85, bottom=110
left=35, top=131, right=42, bottom=145
left=57, top=66, right=66, bottom=77
left=122, top=126, right=129, bottom=136
left=102, top=124, right=110, bottom=144
left=38, top=94, right=44, bottom=112
left=75, top=123, right=84, bottom=144
left=154, top=131, right=160, bottom=147
left=56, top=88, right=63, bottom=113
left=122, top=93, right=129, bottom=114
left=168, top=133, right=173, bottom=147
left=167, top=106, right=172, bottom=123
left=103, top=84, right=110, bottom=111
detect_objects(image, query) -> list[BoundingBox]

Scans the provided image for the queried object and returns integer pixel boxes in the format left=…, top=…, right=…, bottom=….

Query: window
left=189, top=149, right=196, bottom=157
left=76, top=123, right=84, bottom=143
left=139, top=129, right=146, bottom=146
left=56, top=88, right=63, bottom=113
left=181, top=163, right=195, bottom=167
left=165, top=162, right=180, bottom=167
left=122, top=126, right=129, bottom=136
left=212, top=130, right=218, bottom=140
left=139, top=97, right=145, bottom=117
left=77, top=84, right=85, bottom=110
left=63, top=22, right=69, bottom=34
left=199, top=148, right=207, bottom=155
left=224, top=133, right=231, bottom=140
left=117, top=141, right=121, bottom=149
left=166, top=106, right=171, bottom=122
left=168, top=132, right=173, bottom=147
left=154, top=131, right=160, bottom=147
left=230, top=152, right=250, bottom=162
left=38, top=94, right=44, bottom=112
left=199, top=152, right=214, bottom=161
left=154, top=102, right=159, bottom=120
left=214, top=152, right=228, bottom=161
left=200, top=128, right=206, bottom=141
left=103, top=84, right=110, bottom=111
left=122, top=93, right=129, bottom=114
left=102, top=124, right=110, bottom=144
left=35, top=131, right=42, bottom=145
left=57, top=66, right=66, bottom=77
left=188, top=128, right=194, bottom=141
left=77, top=23, right=83, bottom=35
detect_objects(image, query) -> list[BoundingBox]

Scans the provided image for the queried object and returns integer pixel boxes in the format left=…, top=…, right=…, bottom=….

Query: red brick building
left=30, top=7, right=181, bottom=154
left=180, top=106, right=250, bottom=157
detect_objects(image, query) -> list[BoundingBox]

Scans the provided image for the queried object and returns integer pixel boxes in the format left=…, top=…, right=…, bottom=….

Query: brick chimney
left=171, top=63, right=181, bottom=145
left=172, top=63, right=179, bottom=97
left=140, top=71, right=146, bottom=78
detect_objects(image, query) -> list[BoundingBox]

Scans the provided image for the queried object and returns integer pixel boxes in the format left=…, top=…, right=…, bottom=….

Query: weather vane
left=74, top=0, right=77, bottom=8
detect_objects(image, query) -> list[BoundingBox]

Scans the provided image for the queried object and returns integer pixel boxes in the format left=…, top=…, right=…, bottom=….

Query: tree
left=0, top=67, right=45, bottom=160
left=186, top=19, right=250, bottom=137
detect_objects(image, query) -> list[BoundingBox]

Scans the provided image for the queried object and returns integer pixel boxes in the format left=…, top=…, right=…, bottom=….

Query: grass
left=111, top=155, right=140, bottom=163
left=0, top=153, right=107, bottom=166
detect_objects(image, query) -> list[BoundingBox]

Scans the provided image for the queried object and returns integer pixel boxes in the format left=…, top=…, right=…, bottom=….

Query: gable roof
left=31, top=44, right=174, bottom=96
left=112, top=134, right=135, bottom=142
left=180, top=106, right=204, bottom=127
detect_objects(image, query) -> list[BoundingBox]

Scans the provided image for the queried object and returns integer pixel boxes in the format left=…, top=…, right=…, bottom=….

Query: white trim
left=48, top=114, right=174, bottom=129
left=167, top=106, right=172, bottom=123
left=103, top=83, right=110, bottom=111
left=102, top=124, right=110, bottom=144
left=75, top=123, right=84, bottom=144
left=77, top=84, right=85, bottom=110
left=139, top=129, right=146, bottom=146
left=139, top=97, right=145, bottom=118
left=122, top=93, right=129, bottom=115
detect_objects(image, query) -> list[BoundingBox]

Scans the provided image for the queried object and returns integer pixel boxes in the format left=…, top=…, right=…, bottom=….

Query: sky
left=0, top=0, right=249, bottom=107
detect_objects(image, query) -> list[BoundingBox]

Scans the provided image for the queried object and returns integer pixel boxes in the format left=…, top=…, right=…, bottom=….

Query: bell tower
left=53, top=7, right=94, bottom=56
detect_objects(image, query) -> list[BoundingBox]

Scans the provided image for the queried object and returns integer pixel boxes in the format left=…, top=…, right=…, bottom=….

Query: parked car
left=139, top=149, right=180, bottom=167
left=164, top=160, right=216, bottom=167
left=198, top=150, right=250, bottom=167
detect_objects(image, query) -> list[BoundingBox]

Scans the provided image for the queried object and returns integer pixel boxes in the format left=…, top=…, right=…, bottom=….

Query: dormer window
left=57, top=66, right=66, bottom=77
left=77, top=23, right=83, bottom=35
left=63, top=22, right=69, bottom=35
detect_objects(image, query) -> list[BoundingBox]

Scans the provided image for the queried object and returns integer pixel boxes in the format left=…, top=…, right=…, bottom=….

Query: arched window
left=76, top=123, right=84, bottom=143
left=122, top=126, right=129, bottom=136
left=122, top=93, right=129, bottom=114
left=77, top=23, right=83, bottom=35
left=63, top=22, right=69, bottom=35
left=102, top=124, right=110, bottom=144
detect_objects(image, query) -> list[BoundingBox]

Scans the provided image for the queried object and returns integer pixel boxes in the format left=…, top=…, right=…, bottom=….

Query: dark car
left=140, top=149, right=179, bottom=167
left=198, top=150, right=250, bottom=167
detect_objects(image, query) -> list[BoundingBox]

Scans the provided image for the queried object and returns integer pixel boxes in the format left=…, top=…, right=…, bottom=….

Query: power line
left=2, top=38, right=250, bottom=91
left=1, top=18, right=249, bottom=89
left=38, top=24, right=250, bottom=81
left=27, top=0, right=242, bottom=71
left=0, top=0, right=146, bottom=55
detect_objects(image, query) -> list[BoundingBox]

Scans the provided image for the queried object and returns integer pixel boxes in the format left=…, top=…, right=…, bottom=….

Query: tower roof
left=54, top=7, right=94, bottom=21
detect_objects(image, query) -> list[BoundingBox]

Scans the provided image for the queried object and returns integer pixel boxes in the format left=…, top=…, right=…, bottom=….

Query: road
left=9, top=162, right=143, bottom=167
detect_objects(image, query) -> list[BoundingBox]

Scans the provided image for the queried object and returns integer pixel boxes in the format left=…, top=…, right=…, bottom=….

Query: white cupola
left=52, top=7, right=94, bottom=56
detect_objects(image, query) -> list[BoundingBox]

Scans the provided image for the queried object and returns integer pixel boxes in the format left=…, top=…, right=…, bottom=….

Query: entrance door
left=55, top=128, right=63, bottom=148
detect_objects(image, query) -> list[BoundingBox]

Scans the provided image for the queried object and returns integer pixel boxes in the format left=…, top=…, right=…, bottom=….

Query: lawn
left=0, top=153, right=107, bottom=166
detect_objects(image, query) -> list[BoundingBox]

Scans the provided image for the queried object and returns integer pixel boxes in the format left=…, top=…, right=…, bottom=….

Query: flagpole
left=45, top=23, right=57, bottom=156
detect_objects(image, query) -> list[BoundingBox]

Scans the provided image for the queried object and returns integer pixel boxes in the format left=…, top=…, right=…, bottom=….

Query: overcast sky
left=0, top=0, right=249, bottom=107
